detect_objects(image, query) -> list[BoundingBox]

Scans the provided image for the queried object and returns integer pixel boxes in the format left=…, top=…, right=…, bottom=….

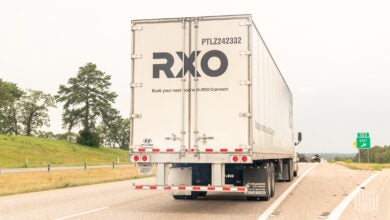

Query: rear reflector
left=205, top=149, right=213, bottom=152
left=220, top=148, right=228, bottom=152
left=138, top=148, right=146, bottom=152
left=133, top=185, right=247, bottom=192
left=235, top=148, right=243, bottom=152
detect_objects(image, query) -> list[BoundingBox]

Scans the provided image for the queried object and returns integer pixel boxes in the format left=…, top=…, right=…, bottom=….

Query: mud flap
left=243, top=162, right=271, bottom=200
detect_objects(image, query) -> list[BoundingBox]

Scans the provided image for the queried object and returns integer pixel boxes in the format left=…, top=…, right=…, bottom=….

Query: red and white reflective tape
left=131, top=148, right=248, bottom=153
left=133, top=185, right=247, bottom=192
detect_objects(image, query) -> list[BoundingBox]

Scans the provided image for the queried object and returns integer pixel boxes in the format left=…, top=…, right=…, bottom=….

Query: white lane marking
left=54, top=207, right=109, bottom=220
left=327, top=171, right=381, bottom=220
left=258, top=163, right=318, bottom=220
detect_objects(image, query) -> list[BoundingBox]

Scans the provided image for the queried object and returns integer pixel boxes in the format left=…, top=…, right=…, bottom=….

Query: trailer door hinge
left=131, top=25, right=143, bottom=31
left=240, top=81, right=252, bottom=86
left=131, top=113, right=142, bottom=119
left=194, top=19, right=199, bottom=28
left=131, top=82, right=143, bottom=88
left=131, top=54, right=143, bottom=59
left=240, top=50, right=252, bottom=56
left=239, top=112, right=252, bottom=118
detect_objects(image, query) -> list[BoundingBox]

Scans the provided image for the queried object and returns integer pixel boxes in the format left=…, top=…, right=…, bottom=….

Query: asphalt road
left=269, top=161, right=375, bottom=219
left=0, top=163, right=312, bottom=220
left=340, top=168, right=390, bottom=220
left=0, top=162, right=387, bottom=220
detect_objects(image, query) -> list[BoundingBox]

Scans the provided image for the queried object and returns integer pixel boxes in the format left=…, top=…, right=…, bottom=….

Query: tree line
left=0, top=63, right=129, bottom=149
left=333, top=145, right=390, bottom=163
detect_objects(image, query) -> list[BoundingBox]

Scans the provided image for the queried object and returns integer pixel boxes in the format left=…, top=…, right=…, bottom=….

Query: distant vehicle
left=130, top=14, right=302, bottom=201
left=298, top=154, right=308, bottom=162
left=310, top=154, right=321, bottom=163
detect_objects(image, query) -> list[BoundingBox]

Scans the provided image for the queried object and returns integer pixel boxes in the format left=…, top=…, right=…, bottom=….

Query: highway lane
left=0, top=163, right=313, bottom=220
left=269, top=161, right=375, bottom=219
left=340, top=169, right=390, bottom=220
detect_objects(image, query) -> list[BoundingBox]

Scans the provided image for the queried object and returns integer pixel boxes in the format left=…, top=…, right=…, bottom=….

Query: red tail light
left=241, top=156, right=248, bottom=162
left=133, top=155, right=140, bottom=162
left=232, top=155, right=239, bottom=162
left=142, top=155, right=148, bottom=162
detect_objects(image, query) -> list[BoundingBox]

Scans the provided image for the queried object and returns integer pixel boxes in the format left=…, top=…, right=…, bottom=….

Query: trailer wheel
left=270, top=162, right=275, bottom=197
left=173, top=195, right=192, bottom=200
left=282, top=159, right=294, bottom=182
left=198, top=191, right=207, bottom=197
left=173, top=191, right=202, bottom=200
left=189, top=191, right=207, bottom=199
left=260, top=162, right=272, bottom=201
left=247, top=196, right=260, bottom=201
left=289, top=159, right=294, bottom=181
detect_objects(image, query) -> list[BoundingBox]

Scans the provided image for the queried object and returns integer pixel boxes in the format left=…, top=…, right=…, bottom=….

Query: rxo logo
left=153, top=50, right=228, bottom=78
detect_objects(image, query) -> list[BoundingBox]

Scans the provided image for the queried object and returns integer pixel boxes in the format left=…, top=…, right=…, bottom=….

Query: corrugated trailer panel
left=251, top=23, right=294, bottom=158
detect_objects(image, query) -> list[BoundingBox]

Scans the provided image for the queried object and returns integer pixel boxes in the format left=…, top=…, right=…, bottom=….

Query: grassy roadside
left=0, top=166, right=153, bottom=196
left=336, top=161, right=390, bottom=171
left=0, top=134, right=130, bottom=168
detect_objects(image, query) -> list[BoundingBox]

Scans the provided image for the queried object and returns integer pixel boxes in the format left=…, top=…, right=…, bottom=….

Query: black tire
left=198, top=191, right=207, bottom=197
left=289, top=159, right=294, bottom=181
left=173, top=195, right=191, bottom=200
left=270, top=162, right=275, bottom=197
left=247, top=196, right=260, bottom=201
left=173, top=191, right=202, bottom=200
left=189, top=191, right=206, bottom=199
left=261, top=162, right=272, bottom=201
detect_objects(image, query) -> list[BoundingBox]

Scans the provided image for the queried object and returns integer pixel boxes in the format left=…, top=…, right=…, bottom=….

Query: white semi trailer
left=130, top=14, right=302, bottom=200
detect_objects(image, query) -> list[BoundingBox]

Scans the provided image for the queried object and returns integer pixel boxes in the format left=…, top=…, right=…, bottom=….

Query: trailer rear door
left=190, top=16, right=251, bottom=152
left=131, top=16, right=252, bottom=153
left=131, top=19, right=190, bottom=152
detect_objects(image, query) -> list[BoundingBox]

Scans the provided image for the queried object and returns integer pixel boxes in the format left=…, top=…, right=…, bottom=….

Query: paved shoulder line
left=258, top=163, right=318, bottom=220
left=327, top=171, right=381, bottom=220
left=54, top=207, right=109, bottom=220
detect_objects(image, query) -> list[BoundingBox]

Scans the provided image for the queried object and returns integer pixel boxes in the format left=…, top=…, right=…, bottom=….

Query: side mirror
left=295, top=132, right=302, bottom=146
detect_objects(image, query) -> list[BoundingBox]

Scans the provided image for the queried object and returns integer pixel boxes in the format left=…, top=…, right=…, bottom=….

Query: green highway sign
left=357, top=133, right=369, bottom=138
left=356, top=133, right=371, bottom=149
